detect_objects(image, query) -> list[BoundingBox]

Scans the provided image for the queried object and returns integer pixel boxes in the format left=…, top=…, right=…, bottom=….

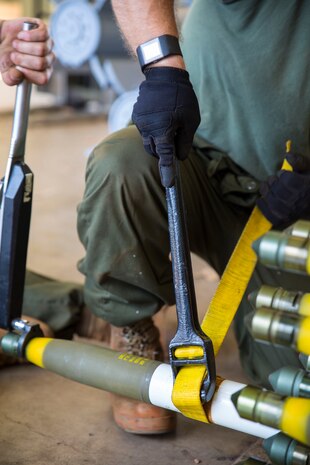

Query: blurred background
left=0, top=0, right=192, bottom=128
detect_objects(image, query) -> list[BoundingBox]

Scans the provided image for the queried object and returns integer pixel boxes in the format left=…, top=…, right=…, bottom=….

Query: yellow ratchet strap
left=172, top=144, right=293, bottom=423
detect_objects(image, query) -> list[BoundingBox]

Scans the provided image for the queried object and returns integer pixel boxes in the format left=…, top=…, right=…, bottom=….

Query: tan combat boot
left=110, top=317, right=176, bottom=435
left=75, top=306, right=111, bottom=345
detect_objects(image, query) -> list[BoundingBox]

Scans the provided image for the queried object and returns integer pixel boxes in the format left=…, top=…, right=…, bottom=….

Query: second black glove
left=257, top=152, right=310, bottom=229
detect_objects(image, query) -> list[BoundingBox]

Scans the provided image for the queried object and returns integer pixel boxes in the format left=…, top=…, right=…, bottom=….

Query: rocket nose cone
left=248, top=290, right=259, bottom=309
left=268, top=369, right=282, bottom=392
left=299, top=353, right=310, bottom=371
left=252, top=236, right=263, bottom=255
left=262, top=435, right=273, bottom=456
left=244, top=311, right=255, bottom=334
left=230, top=388, right=243, bottom=409
left=262, top=432, right=291, bottom=464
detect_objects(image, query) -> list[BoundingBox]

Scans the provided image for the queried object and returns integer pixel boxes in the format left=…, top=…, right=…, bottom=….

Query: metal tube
left=252, top=231, right=310, bottom=275
left=0, top=335, right=278, bottom=438
left=2, top=22, right=35, bottom=194
left=0, top=22, right=36, bottom=249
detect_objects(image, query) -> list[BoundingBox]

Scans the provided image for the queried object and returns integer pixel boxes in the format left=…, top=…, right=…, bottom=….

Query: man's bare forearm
left=112, top=0, right=185, bottom=69
left=112, top=0, right=178, bottom=50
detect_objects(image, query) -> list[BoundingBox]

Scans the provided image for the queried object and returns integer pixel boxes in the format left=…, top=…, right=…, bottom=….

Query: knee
left=86, top=126, right=156, bottom=183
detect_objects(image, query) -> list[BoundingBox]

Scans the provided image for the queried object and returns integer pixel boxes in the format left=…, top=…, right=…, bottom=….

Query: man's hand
left=257, top=152, right=310, bottom=229
left=132, top=67, right=201, bottom=188
left=0, top=18, right=54, bottom=86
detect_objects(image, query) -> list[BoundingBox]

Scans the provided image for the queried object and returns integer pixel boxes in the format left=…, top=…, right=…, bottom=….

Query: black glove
left=257, top=152, right=310, bottom=229
left=132, top=67, right=201, bottom=188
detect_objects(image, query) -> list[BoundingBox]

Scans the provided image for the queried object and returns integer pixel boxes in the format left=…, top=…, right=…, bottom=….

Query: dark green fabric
left=77, top=126, right=307, bottom=387
left=182, top=0, right=310, bottom=180
left=23, top=271, right=84, bottom=338
left=194, top=142, right=260, bottom=207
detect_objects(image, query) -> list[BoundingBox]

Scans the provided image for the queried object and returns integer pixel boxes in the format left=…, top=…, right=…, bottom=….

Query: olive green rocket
left=246, top=308, right=310, bottom=356
left=263, top=432, right=310, bottom=465
left=4, top=335, right=161, bottom=403
left=248, top=286, right=310, bottom=317
left=269, top=367, right=310, bottom=398
left=231, top=385, right=310, bottom=446
left=252, top=231, right=310, bottom=275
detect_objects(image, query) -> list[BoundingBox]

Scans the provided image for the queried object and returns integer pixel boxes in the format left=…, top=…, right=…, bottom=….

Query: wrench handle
left=8, top=22, right=38, bottom=163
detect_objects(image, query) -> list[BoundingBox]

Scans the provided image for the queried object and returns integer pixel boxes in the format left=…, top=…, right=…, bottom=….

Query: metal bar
left=1, top=22, right=34, bottom=199
left=0, top=22, right=37, bottom=328
left=166, top=160, right=216, bottom=401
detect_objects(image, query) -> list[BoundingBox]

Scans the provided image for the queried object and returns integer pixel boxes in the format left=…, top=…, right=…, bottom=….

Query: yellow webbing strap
left=172, top=151, right=292, bottom=422
left=201, top=207, right=272, bottom=355
left=172, top=365, right=208, bottom=422
left=172, top=207, right=272, bottom=423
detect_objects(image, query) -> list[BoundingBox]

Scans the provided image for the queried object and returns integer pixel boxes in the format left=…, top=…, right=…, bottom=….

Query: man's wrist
left=146, top=55, right=186, bottom=71
left=143, top=66, right=190, bottom=84
left=136, top=34, right=183, bottom=71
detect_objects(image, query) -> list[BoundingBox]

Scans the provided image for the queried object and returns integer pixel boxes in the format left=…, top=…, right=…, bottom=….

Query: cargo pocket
left=195, top=142, right=260, bottom=208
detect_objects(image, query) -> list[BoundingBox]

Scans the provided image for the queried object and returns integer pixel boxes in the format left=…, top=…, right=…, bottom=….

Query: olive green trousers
left=76, top=126, right=308, bottom=387
left=23, top=271, right=83, bottom=339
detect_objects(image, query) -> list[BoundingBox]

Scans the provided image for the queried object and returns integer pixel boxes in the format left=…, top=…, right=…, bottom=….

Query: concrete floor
left=0, top=108, right=268, bottom=465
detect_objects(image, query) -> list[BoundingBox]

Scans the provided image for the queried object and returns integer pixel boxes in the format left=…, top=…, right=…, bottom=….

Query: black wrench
left=161, top=157, right=216, bottom=403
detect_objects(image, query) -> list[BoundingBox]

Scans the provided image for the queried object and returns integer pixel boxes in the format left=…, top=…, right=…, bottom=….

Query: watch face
left=141, top=38, right=163, bottom=64
left=50, top=0, right=101, bottom=67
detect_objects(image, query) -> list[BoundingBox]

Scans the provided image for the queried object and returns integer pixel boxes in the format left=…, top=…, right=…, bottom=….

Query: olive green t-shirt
left=181, top=0, right=310, bottom=180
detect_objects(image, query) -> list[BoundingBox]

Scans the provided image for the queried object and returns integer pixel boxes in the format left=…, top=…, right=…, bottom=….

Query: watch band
left=136, top=35, right=182, bottom=71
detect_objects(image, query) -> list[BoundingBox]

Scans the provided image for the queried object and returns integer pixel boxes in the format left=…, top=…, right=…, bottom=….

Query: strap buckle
left=169, top=324, right=216, bottom=402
